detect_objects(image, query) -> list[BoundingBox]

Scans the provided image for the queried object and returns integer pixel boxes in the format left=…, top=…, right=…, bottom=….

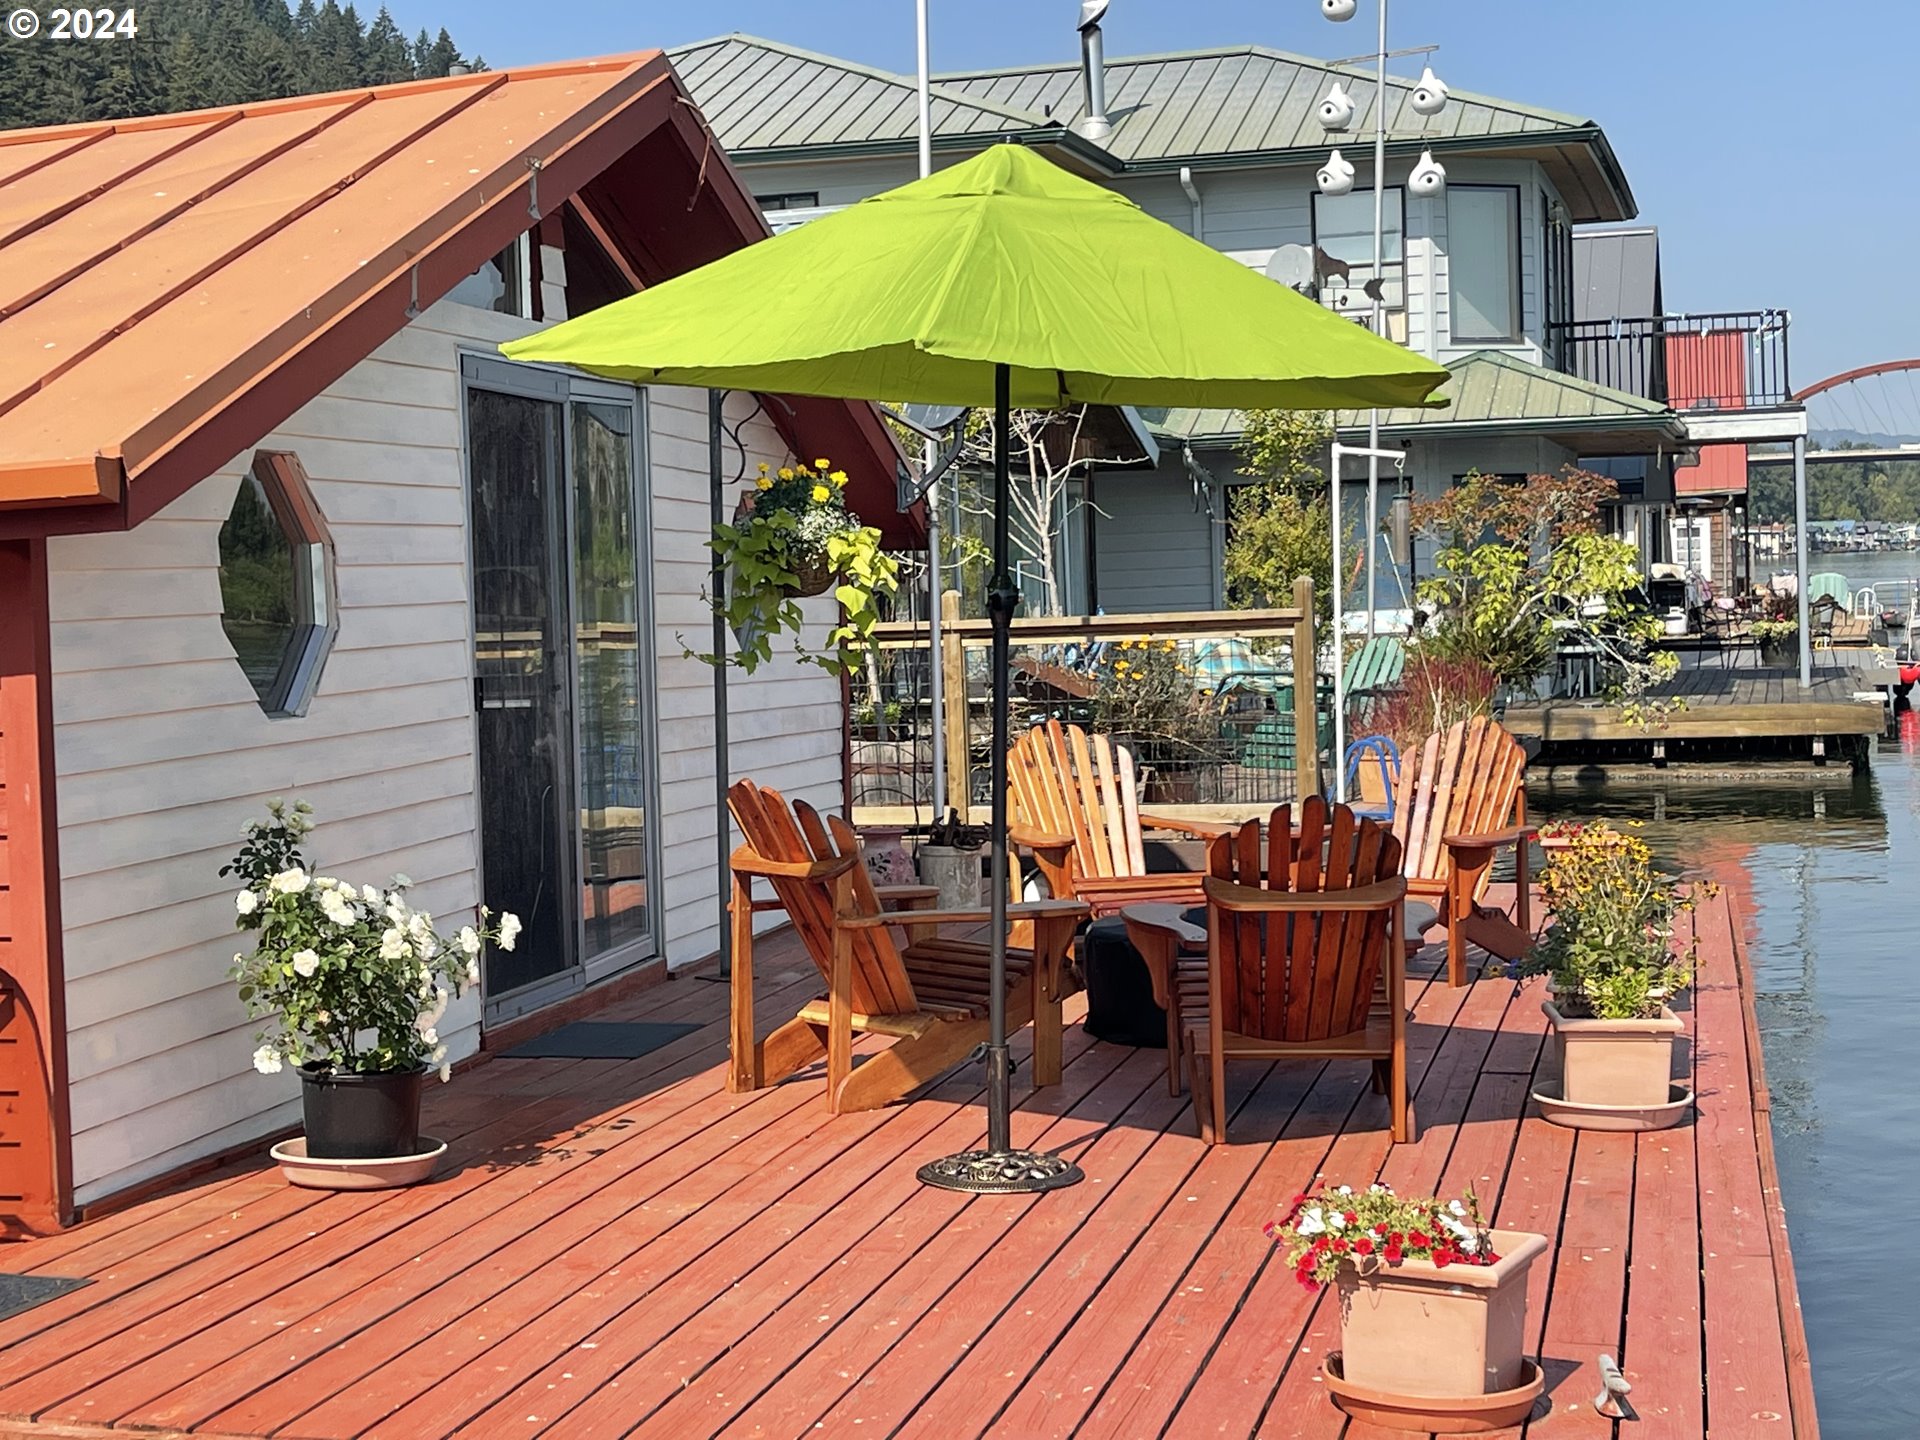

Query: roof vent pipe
left=1076, top=1, right=1112, bottom=143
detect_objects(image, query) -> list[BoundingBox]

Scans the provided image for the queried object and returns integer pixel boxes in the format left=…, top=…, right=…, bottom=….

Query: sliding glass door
left=463, top=357, right=659, bottom=1017
left=570, top=397, right=653, bottom=974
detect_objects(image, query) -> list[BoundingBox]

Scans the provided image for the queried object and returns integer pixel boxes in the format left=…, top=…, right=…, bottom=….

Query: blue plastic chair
left=1340, top=736, right=1400, bottom=822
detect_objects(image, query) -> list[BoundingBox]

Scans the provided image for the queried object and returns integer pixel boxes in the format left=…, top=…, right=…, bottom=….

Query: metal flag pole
left=1364, top=0, right=1388, bottom=641
left=919, top=363, right=1083, bottom=1194
left=916, top=0, right=949, bottom=818
left=1331, top=441, right=1407, bottom=801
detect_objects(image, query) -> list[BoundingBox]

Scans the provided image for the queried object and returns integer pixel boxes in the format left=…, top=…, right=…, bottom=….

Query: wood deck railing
left=855, top=579, right=1319, bottom=826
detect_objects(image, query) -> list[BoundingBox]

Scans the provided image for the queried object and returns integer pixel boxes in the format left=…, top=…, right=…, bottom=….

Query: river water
left=1529, top=556, right=1917, bottom=1434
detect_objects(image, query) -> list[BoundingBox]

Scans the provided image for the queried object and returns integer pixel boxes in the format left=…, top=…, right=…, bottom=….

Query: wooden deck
left=1508, top=662, right=1886, bottom=748
left=0, top=887, right=1814, bottom=1440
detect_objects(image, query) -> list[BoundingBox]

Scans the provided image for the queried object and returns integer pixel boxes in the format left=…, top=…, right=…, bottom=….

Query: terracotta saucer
left=270, top=1136, right=447, bottom=1190
left=1532, top=1083, right=1694, bottom=1132
left=1322, top=1354, right=1545, bottom=1433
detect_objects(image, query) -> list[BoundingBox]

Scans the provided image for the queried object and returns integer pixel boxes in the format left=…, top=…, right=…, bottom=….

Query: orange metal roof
left=0, top=56, right=693, bottom=516
left=0, top=52, right=914, bottom=543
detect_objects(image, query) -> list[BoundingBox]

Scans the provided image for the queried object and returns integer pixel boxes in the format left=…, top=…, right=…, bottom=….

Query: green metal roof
left=670, top=35, right=1057, bottom=154
left=939, top=45, right=1584, bottom=160
left=670, top=36, right=1634, bottom=221
left=1145, top=350, right=1684, bottom=448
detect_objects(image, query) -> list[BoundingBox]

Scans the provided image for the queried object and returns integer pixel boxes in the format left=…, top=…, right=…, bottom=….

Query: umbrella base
left=917, top=1147, right=1085, bottom=1194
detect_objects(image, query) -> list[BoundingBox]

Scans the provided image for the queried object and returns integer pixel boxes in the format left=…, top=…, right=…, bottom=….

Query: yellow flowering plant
left=700, top=458, right=899, bottom=675
left=1511, top=821, right=1702, bottom=1020
left=1091, top=638, right=1225, bottom=771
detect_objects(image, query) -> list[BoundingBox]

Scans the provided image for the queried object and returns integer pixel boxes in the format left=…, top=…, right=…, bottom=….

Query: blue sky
left=386, top=0, right=1915, bottom=386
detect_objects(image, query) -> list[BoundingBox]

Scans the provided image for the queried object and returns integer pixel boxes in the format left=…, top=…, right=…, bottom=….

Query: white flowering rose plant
left=225, top=800, right=520, bottom=1082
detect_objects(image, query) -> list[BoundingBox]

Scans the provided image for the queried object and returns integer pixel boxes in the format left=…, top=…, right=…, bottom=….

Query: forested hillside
left=0, top=0, right=476, bottom=129
left=1749, top=445, right=1920, bottom=524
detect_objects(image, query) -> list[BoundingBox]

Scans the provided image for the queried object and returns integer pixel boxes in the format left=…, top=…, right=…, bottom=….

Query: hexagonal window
left=217, top=451, right=336, bottom=718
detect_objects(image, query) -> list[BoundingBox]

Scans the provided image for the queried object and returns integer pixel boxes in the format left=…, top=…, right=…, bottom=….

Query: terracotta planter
left=1335, top=1230, right=1548, bottom=1399
left=1542, top=1000, right=1683, bottom=1107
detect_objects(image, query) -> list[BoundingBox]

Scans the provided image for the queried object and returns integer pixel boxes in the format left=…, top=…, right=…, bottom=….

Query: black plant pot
left=299, top=1064, right=427, bottom=1160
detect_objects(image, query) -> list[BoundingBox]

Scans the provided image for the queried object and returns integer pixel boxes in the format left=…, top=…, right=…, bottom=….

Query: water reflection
left=1532, top=732, right=1913, bottom=1434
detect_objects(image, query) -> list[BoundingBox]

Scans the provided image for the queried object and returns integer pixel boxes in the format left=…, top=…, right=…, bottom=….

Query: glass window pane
left=218, top=454, right=333, bottom=717
left=571, top=399, right=650, bottom=960
left=219, top=473, right=297, bottom=699
left=1311, top=188, right=1405, bottom=312
left=1448, top=187, right=1520, bottom=342
left=469, top=388, right=574, bottom=997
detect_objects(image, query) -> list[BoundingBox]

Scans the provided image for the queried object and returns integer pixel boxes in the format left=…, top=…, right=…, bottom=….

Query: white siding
left=647, top=388, right=843, bottom=966
left=50, top=301, right=841, bottom=1205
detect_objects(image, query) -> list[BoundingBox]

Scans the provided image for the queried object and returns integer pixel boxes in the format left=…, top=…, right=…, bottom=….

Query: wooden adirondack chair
left=726, top=779, right=1087, bottom=1114
left=1124, top=797, right=1410, bottom=1144
left=1392, top=716, right=1535, bottom=987
left=1007, top=719, right=1220, bottom=917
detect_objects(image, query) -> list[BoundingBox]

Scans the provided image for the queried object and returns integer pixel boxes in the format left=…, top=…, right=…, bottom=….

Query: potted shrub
left=227, top=800, right=519, bottom=1173
left=1269, top=1183, right=1547, bottom=1427
left=1751, top=617, right=1798, bottom=666
left=1517, top=822, right=1699, bottom=1113
left=702, top=457, right=899, bottom=675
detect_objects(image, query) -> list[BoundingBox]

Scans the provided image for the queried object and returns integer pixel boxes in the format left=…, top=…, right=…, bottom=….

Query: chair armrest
left=1440, top=824, right=1537, bottom=852
left=729, top=846, right=861, bottom=883
left=1204, top=874, right=1408, bottom=913
left=1120, top=903, right=1207, bottom=948
left=836, top=899, right=1089, bottom=930
left=874, top=884, right=940, bottom=909
left=1138, top=812, right=1231, bottom=839
left=1009, top=823, right=1075, bottom=854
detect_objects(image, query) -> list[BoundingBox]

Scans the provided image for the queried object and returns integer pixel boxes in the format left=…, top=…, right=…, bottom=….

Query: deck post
left=1292, top=575, right=1318, bottom=803
left=1792, top=433, right=1811, bottom=689
left=940, top=588, right=968, bottom=817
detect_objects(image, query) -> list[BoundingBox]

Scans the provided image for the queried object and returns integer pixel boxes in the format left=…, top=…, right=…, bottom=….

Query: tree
left=1223, top=410, right=1340, bottom=635
left=891, top=406, right=1098, bottom=618
left=1411, top=468, right=1673, bottom=698
left=953, top=407, right=1098, bottom=618
left=0, top=0, right=473, bottom=128
left=363, top=8, right=416, bottom=84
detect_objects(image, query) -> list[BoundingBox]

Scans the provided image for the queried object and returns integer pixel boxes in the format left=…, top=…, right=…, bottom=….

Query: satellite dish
left=1265, top=244, right=1316, bottom=292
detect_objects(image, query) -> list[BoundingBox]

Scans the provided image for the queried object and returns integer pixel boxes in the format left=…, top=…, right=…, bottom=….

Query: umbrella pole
left=918, top=363, right=1084, bottom=1195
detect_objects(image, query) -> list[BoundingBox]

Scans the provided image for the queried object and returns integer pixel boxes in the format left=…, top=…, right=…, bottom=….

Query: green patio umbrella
left=503, top=144, right=1447, bottom=1193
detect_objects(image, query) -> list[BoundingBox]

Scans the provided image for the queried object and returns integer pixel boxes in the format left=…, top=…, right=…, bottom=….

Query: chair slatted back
left=1008, top=719, right=1145, bottom=882
left=727, top=778, right=918, bottom=1016
left=1204, top=796, right=1401, bottom=1044
left=1390, top=716, right=1526, bottom=887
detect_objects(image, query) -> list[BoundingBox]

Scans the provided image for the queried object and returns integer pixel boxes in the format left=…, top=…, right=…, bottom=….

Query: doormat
left=500, top=1020, right=700, bottom=1060
left=0, top=1273, right=90, bottom=1324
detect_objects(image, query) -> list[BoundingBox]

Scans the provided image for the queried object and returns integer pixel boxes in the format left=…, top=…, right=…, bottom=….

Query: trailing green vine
left=690, top=458, right=900, bottom=676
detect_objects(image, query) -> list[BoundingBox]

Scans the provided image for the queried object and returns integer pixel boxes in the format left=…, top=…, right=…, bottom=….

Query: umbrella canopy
left=501, top=145, right=1447, bottom=411
left=503, top=143, right=1447, bottom=1195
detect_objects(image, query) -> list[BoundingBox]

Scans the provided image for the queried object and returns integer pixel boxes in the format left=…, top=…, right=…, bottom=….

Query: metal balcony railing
left=1548, top=310, right=1793, bottom=412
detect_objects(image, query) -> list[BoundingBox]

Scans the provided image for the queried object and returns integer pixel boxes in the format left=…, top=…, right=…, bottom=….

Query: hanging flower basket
left=699, top=458, right=899, bottom=674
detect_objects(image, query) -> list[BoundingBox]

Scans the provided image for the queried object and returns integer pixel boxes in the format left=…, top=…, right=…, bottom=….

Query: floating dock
left=1508, top=661, right=1890, bottom=766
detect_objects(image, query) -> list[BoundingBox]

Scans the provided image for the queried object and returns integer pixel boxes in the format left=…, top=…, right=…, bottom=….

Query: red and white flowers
left=1265, top=1183, right=1500, bottom=1289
